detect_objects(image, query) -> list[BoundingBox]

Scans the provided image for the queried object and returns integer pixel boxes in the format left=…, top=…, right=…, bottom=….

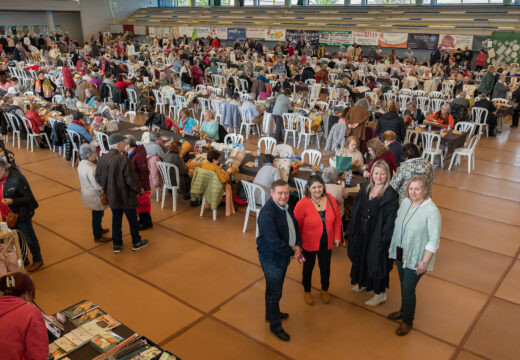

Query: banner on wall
left=319, top=31, right=353, bottom=46
left=265, top=29, right=286, bottom=41
left=488, top=31, right=520, bottom=65
left=21, top=25, right=29, bottom=35
left=134, top=25, right=147, bottom=36
left=378, top=33, right=408, bottom=48
left=179, top=26, right=194, bottom=38
left=196, top=27, right=210, bottom=38
left=122, top=24, right=134, bottom=34
left=31, top=25, right=41, bottom=36
left=227, top=28, right=246, bottom=41
left=438, top=34, right=473, bottom=51
left=209, top=27, right=227, bottom=40
left=407, top=33, right=439, bottom=50
left=0, top=26, right=5, bottom=36
left=246, top=28, right=265, bottom=40
left=353, top=32, right=379, bottom=46
left=10, top=26, right=17, bottom=36
left=286, top=30, right=319, bottom=45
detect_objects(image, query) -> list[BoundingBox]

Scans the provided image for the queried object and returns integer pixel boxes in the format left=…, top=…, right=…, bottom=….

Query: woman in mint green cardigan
left=387, top=175, right=441, bottom=336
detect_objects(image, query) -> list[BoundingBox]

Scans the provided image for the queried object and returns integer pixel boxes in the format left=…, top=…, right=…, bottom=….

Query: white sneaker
left=352, top=285, right=367, bottom=293
left=365, top=293, right=387, bottom=306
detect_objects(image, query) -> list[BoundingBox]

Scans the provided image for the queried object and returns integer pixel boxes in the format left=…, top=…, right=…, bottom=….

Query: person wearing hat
left=95, top=133, right=149, bottom=253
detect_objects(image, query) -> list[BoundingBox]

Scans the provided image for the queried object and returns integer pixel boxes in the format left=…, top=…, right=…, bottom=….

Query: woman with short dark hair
left=294, top=175, right=342, bottom=305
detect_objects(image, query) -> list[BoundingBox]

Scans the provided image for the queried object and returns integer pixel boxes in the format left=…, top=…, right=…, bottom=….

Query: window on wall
left=258, top=0, right=285, bottom=5
left=177, top=0, right=191, bottom=6
left=195, top=0, right=209, bottom=5
left=309, top=0, right=343, bottom=4
left=244, top=0, right=255, bottom=5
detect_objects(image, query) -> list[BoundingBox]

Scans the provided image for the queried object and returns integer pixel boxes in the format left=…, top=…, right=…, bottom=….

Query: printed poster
left=179, top=26, right=194, bottom=38
left=209, top=27, right=227, bottom=40
left=286, top=30, right=319, bottom=46
left=227, top=28, right=246, bottom=41
left=264, top=29, right=286, bottom=41
left=10, top=26, right=17, bottom=36
left=438, top=34, right=473, bottom=51
left=0, top=26, right=5, bottom=36
left=378, top=33, right=408, bottom=48
left=353, top=32, right=379, bottom=46
left=319, top=30, right=353, bottom=46
left=407, top=33, right=439, bottom=50
left=246, top=28, right=265, bottom=40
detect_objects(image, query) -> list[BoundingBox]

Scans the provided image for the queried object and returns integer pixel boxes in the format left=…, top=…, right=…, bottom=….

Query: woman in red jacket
left=24, top=103, right=43, bottom=134
left=475, top=49, right=487, bottom=72
left=192, top=59, right=204, bottom=86
left=0, top=272, right=48, bottom=360
left=294, top=175, right=342, bottom=306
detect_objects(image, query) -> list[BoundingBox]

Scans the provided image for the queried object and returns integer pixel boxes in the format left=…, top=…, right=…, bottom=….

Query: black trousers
left=512, top=107, right=520, bottom=127
left=273, top=115, right=284, bottom=142
left=302, top=242, right=332, bottom=292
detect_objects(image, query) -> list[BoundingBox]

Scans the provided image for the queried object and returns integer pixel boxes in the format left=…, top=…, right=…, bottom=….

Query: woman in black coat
left=376, top=103, right=407, bottom=142
left=348, top=160, right=399, bottom=307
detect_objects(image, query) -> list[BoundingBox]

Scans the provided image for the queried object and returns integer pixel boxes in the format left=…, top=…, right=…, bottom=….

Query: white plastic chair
left=416, top=96, right=430, bottom=114
left=66, top=129, right=82, bottom=167
left=124, top=111, right=136, bottom=123
left=384, top=92, right=396, bottom=103
left=239, top=108, right=259, bottom=139
left=430, top=98, right=445, bottom=114
left=283, top=113, right=299, bottom=146
left=22, top=118, right=51, bottom=152
left=305, top=79, right=316, bottom=85
left=297, top=115, right=321, bottom=150
left=152, top=89, right=167, bottom=113
left=224, top=133, right=244, bottom=145
left=328, top=73, right=338, bottom=83
left=429, top=91, right=443, bottom=98
left=211, top=100, right=224, bottom=124
left=94, top=131, right=110, bottom=155
left=24, top=91, right=34, bottom=97
left=239, top=93, right=252, bottom=101
left=127, top=88, right=139, bottom=112
left=404, top=129, right=420, bottom=145
left=52, top=95, right=63, bottom=104
left=301, top=149, right=322, bottom=167
left=308, top=84, right=322, bottom=102
left=390, top=78, right=400, bottom=88
left=294, top=177, right=307, bottom=199
left=471, top=107, right=489, bottom=137
left=157, top=161, right=180, bottom=211
left=422, top=132, right=444, bottom=168
left=241, top=180, right=266, bottom=235
left=315, top=101, right=329, bottom=111
left=455, top=121, right=475, bottom=138
left=5, top=113, right=21, bottom=149
left=448, top=134, right=481, bottom=174
left=257, top=137, right=276, bottom=155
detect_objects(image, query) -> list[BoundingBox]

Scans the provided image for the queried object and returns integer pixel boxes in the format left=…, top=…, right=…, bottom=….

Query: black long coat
left=348, top=182, right=399, bottom=280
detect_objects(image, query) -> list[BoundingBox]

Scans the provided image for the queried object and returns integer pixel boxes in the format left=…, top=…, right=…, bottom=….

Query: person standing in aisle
left=95, top=134, right=148, bottom=253
left=0, top=160, right=43, bottom=272
left=257, top=180, right=302, bottom=342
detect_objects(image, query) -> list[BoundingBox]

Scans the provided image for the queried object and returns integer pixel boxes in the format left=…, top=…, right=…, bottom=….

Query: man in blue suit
left=257, top=179, right=302, bottom=342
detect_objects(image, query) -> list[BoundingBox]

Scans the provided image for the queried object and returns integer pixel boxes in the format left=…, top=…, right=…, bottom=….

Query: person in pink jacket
left=475, top=49, right=487, bottom=71
left=294, top=175, right=342, bottom=306
left=0, top=272, right=48, bottom=360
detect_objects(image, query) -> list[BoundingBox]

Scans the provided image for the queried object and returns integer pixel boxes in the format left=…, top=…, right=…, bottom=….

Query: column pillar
left=46, top=11, right=55, bottom=34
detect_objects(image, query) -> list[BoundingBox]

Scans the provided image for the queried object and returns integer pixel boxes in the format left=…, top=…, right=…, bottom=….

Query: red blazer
left=294, top=194, right=342, bottom=252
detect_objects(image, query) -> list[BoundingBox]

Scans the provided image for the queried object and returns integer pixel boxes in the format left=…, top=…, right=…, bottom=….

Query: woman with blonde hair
left=348, top=160, right=399, bottom=306
left=388, top=175, right=441, bottom=336
left=197, top=109, right=219, bottom=141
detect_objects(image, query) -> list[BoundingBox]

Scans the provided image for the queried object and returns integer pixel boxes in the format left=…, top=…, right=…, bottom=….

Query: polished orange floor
left=14, top=117, right=520, bottom=360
